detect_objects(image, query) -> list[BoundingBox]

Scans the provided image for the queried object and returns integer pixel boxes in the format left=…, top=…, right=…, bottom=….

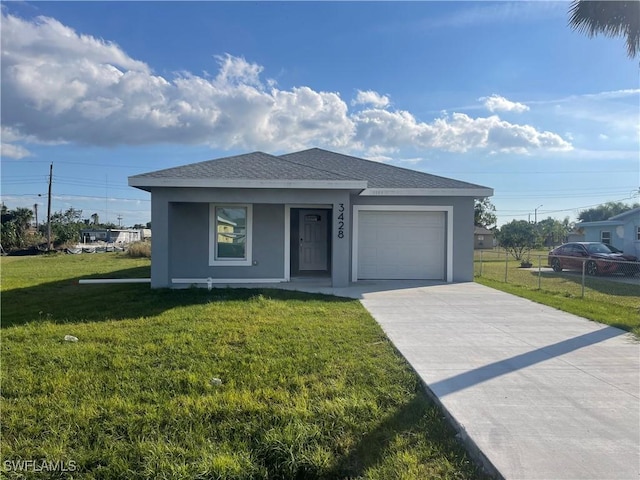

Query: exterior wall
left=170, top=202, right=284, bottom=280
left=623, top=220, right=640, bottom=258
left=149, top=187, right=478, bottom=287
left=582, top=225, right=624, bottom=250
left=351, top=195, right=475, bottom=282
left=149, top=187, right=355, bottom=288
left=474, top=234, right=494, bottom=250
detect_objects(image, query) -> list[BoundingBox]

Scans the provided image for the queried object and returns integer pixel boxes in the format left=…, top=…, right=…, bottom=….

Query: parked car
left=548, top=242, right=639, bottom=276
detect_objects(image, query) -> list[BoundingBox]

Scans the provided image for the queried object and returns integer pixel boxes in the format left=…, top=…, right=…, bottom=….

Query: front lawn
left=1, top=254, right=486, bottom=479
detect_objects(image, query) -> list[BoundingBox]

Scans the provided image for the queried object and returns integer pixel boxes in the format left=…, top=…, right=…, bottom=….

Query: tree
left=90, top=213, right=99, bottom=225
left=474, top=198, right=497, bottom=228
left=537, top=217, right=573, bottom=247
left=497, top=220, right=542, bottom=261
left=578, top=201, right=639, bottom=222
left=569, top=0, right=640, bottom=58
left=45, top=207, right=84, bottom=245
left=0, top=206, right=36, bottom=250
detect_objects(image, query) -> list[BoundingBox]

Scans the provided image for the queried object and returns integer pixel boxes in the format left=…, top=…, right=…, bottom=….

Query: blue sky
left=2, top=1, right=638, bottom=227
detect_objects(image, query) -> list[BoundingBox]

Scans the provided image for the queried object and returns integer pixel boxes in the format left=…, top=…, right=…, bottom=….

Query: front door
left=299, top=210, right=328, bottom=271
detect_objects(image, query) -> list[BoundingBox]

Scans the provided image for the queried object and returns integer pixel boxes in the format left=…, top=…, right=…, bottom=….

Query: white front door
left=299, top=209, right=328, bottom=271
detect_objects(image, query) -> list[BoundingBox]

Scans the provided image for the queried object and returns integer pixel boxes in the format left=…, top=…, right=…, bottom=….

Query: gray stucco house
left=575, top=207, right=640, bottom=258
left=129, top=148, right=493, bottom=288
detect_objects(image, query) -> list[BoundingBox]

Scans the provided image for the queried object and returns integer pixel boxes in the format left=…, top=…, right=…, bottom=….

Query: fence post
left=479, top=250, right=483, bottom=277
left=581, top=260, right=586, bottom=298
left=537, top=254, right=542, bottom=290
left=504, top=249, right=509, bottom=283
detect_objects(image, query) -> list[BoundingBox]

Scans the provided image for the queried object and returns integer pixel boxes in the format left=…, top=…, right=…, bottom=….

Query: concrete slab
left=278, top=280, right=640, bottom=480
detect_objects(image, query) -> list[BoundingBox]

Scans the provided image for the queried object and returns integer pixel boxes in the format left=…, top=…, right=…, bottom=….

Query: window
left=209, top=205, right=252, bottom=266
left=637, top=226, right=640, bottom=241
left=600, top=231, right=611, bottom=245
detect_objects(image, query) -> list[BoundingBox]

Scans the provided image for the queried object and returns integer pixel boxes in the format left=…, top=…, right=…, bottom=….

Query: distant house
left=81, top=229, right=142, bottom=244
left=575, top=207, right=640, bottom=257
left=128, top=148, right=493, bottom=288
left=474, top=226, right=494, bottom=250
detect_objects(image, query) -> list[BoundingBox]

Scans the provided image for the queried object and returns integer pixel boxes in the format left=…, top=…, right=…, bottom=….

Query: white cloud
left=1, top=12, right=572, bottom=158
left=1, top=142, right=31, bottom=159
left=480, top=94, right=529, bottom=113
left=352, top=90, right=390, bottom=108
left=354, top=110, right=571, bottom=154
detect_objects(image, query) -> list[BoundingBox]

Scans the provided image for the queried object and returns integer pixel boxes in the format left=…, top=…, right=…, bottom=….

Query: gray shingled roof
left=129, top=151, right=355, bottom=182
left=280, top=148, right=488, bottom=189
left=130, top=147, right=491, bottom=191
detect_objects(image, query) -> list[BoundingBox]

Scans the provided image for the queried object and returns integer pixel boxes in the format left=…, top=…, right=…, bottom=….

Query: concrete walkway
left=282, top=280, right=640, bottom=480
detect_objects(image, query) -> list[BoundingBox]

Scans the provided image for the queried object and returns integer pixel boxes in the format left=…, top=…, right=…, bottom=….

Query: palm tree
left=91, top=213, right=99, bottom=225
left=569, top=1, right=640, bottom=58
left=13, top=207, right=34, bottom=232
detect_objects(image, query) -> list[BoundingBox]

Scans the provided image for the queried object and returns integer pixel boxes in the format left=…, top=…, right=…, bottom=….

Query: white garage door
left=357, top=211, right=445, bottom=280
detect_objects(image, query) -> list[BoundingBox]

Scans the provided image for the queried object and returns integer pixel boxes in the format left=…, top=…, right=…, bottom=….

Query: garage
left=356, top=210, right=446, bottom=280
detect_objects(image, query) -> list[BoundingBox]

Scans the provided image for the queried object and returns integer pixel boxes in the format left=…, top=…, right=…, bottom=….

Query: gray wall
left=149, top=187, right=477, bottom=287
left=149, top=187, right=356, bottom=288
left=351, top=195, right=476, bottom=282
left=170, top=202, right=284, bottom=280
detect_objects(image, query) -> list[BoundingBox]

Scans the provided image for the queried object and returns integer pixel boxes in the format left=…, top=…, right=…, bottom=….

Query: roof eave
left=576, top=220, right=624, bottom=227
left=128, top=177, right=368, bottom=190
left=359, top=187, right=494, bottom=197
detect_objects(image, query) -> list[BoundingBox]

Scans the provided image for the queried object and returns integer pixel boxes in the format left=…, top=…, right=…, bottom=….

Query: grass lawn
left=475, top=250, right=640, bottom=337
left=1, top=254, right=486, bottom=479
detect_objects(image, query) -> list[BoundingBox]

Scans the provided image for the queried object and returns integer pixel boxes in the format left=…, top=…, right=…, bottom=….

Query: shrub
left=127, top=241, right=151, bottom=258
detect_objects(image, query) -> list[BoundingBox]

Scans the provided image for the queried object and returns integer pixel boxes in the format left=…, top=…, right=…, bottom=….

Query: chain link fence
left=474, top=249, right=640, bottom=305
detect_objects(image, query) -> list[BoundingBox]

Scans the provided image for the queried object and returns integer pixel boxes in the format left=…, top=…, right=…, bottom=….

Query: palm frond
left=568, top=0, right=640, bottom=58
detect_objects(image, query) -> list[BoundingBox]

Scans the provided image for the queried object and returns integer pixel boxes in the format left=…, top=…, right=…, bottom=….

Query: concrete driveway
left=286, top=280, right=640, bottom=480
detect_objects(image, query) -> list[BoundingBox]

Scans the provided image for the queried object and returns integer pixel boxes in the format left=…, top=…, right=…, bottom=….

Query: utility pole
left=117, top=214, right=123, bottom=227
left=33, top=203, right=38, bottom=228
left=47, top=163, right=53, bottom=250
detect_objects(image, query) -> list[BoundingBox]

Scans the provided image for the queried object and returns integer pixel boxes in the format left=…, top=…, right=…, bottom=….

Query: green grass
left=475, top=250, right=640, bottom=337
left=1, top=253, right=486, bottom=479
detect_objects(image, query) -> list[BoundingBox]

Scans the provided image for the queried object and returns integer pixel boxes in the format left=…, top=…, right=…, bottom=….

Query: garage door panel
left=357, top=210, right=445, bottom=280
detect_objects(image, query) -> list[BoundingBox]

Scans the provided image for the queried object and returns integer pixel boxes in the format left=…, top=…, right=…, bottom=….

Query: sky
left=1, top=1, right=639, bottom=228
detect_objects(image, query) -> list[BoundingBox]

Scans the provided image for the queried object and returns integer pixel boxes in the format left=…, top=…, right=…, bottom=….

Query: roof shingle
left=129, top=147, right=492, bottom=193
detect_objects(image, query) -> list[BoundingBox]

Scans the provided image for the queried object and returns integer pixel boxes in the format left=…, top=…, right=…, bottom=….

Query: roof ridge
left=276, top=149, right=362, bottom=181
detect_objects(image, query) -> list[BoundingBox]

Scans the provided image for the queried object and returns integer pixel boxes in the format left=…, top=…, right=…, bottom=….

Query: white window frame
left=209, top=204, right=253, bottom=266
left=601, top=230, right=611, bottom=245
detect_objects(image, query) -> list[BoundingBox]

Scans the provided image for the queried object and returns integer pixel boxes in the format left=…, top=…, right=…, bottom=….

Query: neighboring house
left=81, top=229, right=141, bottom=244
left=474, top=226, right=494, bottom=250
left=129, top=148, right=493, bottom=288
left=575, top=207, right=640, bottom=258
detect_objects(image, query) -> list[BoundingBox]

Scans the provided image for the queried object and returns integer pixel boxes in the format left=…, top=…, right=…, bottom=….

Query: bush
left=127, top=241, right=151, bottom=258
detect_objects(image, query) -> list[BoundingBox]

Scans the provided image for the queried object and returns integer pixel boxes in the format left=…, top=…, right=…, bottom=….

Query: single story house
left=128, top=148, right=493, bottom=288
left=575, top=207, right=640, bottom=258
left=473, top=226, right=494, bottom=250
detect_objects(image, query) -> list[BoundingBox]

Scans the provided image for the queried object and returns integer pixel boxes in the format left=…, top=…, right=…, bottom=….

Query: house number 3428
left=337, top=203, right=345, bottom=239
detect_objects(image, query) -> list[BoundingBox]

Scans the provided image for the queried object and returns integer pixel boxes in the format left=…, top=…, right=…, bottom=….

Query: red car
left=548, top=242, right=639, bottom=276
